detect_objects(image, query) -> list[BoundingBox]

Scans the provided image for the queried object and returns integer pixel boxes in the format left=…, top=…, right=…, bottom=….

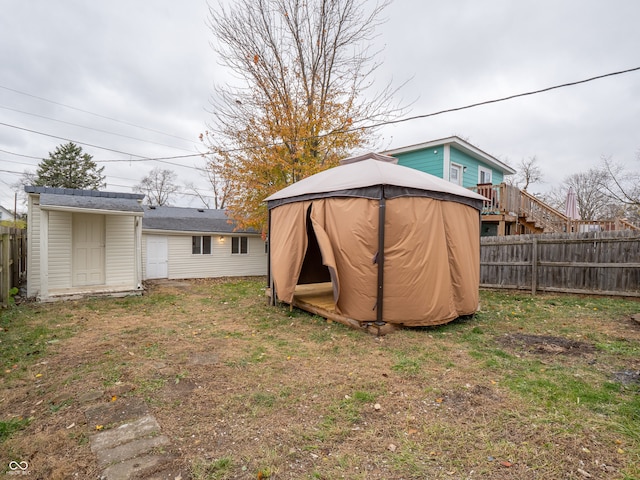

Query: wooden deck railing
left=519, top=189, right=569, bottom=232
left=470, top=183, right=640, bottom=234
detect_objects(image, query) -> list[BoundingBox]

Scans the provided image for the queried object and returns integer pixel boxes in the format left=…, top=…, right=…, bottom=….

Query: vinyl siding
left=48, top=211, right=72, bottom=289
left=449, top=147, right=476, bottom=188
left=27, top=196, right=41, bottom=297
left=395, top=148, right=444, bottom=178
left=395, top=146, right=505, bottom=187
left=142, top=233, right=267, bottom=280
left=105, top=215, right=136, bottom=287
left=141, top=235, right=149, bottom=280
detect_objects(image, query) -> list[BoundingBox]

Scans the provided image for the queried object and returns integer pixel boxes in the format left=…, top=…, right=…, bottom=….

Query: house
left=0, top=205, right=14, bottom=222
left=382, top=137, right=639, bottom=235
left=24, top=186, right=145, bottom=301
left=141, top=206, right=267, bottom=280
left=382, top=136, right=516, bottom=189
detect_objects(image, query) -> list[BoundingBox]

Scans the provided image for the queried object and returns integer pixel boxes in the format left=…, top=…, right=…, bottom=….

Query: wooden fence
left=0, top=226, right=27, bottom=307
left=480, top=230, right=640, bottom=297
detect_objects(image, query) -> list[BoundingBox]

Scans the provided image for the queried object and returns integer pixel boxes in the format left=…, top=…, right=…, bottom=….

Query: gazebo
left=265, top=153, right=486, bottom=330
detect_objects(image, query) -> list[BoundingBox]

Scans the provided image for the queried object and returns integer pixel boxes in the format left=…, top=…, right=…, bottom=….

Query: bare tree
left=562, top=169, right=611, bottom=220
left=507, top=156, right=543, bottom=191
left=134, top=167, right=179, bottom=206
left=185, top=157, right=234, bottom=210
left=204, top=0, right=405, bottom=232
left=599, top=154, right=640, bottom=215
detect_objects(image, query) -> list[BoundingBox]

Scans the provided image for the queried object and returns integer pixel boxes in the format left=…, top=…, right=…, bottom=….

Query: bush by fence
left=0, top=226, right=27, bottom=307
left=480, top=230, right=640, bottom=297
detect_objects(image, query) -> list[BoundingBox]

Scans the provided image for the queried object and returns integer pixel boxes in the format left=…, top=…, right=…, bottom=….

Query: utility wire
left=188, top=65, right=640, bottom=154
left=0, top=148, right=41, bottom=159
left=357, top=65, right=640, bottom=131
left=0, top=84, right=195, bottom=143
left=0, top=121, right=207, bottom=171
left=1, top=66, right=638, bottom=163
left=0, top=104, right=197, bottom=153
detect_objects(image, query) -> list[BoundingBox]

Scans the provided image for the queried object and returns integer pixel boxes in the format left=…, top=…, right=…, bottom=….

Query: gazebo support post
left=267, top=208, right=276, bottom=306
left=376, top=189, right=386, bottom=325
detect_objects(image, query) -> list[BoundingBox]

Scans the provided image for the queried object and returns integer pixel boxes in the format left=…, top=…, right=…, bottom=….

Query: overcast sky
left=1, top=0, right=639, bottom=212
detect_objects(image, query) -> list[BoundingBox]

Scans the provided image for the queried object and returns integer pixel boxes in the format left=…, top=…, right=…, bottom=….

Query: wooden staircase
left=471, top=183, right=639, bottom=235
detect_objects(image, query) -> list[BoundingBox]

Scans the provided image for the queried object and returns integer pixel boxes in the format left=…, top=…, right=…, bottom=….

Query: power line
left=0, top=148, right=41, bottom=159
left=0, top=121, right=207, bottom=171
left=358, top=65, right=640, bottom=131
left=2, top=65, right=637, bottom=166
left=0, top=104, right=197, bottom=153
left=193, top=65, right=640, bottom=154
left=0, top=84, right=195, bottom=143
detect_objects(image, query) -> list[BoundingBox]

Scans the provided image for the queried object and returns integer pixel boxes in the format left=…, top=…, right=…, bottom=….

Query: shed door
left=146, top=236, right=168, bottom=279
left=73, top=213, right=105, bottom=286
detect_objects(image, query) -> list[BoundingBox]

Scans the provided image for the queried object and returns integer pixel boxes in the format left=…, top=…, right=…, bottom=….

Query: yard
left=1, top=277, right=639, bottom=479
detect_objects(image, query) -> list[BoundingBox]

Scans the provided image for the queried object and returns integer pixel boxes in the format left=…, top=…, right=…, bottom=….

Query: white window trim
left=192, top=235, right=212, bottom=255
left=478, top=166, right=493, bottom=184
left=231, top=236, right=248, bottom=255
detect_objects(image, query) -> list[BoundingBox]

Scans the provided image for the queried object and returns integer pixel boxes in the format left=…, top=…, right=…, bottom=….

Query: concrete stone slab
left=85, top=397, right=149, bottom=426
left=96, top=434, right=171, bottom=467
left=101, top=454, right=175, bottom=480
left=90, top=415, right=160, bottom=452
left=188, top=352, right=219, bottom=365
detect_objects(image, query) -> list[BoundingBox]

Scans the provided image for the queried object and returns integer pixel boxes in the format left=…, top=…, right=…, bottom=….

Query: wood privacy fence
left=0, top=226, right=27, bottom=307
left=480, top=230, right=640, bottom=297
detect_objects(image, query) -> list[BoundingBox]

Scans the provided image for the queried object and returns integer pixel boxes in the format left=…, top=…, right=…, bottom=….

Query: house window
left=478, top=166, right=492, bottom=184
left=450, top=163, right=463, bottom=186
left=192, top=236, right=212, bottom=254
left=232, top=236, right=248, bottom=254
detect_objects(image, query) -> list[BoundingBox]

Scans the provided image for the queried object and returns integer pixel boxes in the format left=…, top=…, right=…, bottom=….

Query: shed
left=24, top=186, right=145, bottom=301
left=265, top=154, right=487, bottom=328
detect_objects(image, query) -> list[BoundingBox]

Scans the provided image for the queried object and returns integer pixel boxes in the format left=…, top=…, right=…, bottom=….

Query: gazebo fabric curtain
left=270, top=196, right=480, bottom=326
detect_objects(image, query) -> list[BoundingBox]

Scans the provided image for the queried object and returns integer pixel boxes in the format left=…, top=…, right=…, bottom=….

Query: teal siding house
left=382, top=136, right=515, bottom=188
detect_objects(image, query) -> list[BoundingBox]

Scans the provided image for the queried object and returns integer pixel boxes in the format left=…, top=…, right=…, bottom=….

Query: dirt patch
left=499, top=333, right=596, bottom=356
left=613, top=370, right=640, bottom=385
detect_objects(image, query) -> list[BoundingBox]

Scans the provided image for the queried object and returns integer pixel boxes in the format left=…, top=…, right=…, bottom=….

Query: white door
left=73, top=213, right=105, bottom=286
left=450, top=163, right=463, bottom=186
left=146, top=236, right=168, bottom=279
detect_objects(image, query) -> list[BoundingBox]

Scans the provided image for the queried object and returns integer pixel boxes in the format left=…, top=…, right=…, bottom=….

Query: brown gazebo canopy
left=265, top=154, right=486, bottom=327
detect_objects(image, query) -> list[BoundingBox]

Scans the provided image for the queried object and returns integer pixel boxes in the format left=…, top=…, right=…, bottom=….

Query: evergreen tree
left=34, top=142, right=106, bottom=190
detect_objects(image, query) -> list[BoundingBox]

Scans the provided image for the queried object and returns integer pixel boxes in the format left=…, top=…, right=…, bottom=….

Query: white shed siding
left=105, top=215, right=136, bottom=287
left=48, top=211, right=72, bottom=289
left=141, top=233, right=267, bottom=279
left=27, top=196, right=41, bottom=297
left=141, top=234, right=148, bottom=280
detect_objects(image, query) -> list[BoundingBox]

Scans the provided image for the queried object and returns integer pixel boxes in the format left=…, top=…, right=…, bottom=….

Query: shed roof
left=265, top=156, right=487, bottom=209
left=142, top=206, right=258, bottom=234
left=25, top=186, right=144, bottom=200
left=25, top=186, right=145, bottom=214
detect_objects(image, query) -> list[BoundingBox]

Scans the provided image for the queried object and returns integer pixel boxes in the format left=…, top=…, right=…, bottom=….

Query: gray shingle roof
left=25, top=186, right=144, bottom=200
left=39, top=193, right=144, bottom=213
left=26, top=186, right=145, bottom=213
left=142, top=206, right=257, bottom=234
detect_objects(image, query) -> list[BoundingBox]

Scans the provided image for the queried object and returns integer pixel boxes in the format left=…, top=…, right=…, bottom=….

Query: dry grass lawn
left=1, top=277, right=639, bottom=479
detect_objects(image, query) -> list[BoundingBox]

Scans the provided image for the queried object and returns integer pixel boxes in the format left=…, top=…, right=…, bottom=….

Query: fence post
left=531, top=237, right=538, bottom=295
